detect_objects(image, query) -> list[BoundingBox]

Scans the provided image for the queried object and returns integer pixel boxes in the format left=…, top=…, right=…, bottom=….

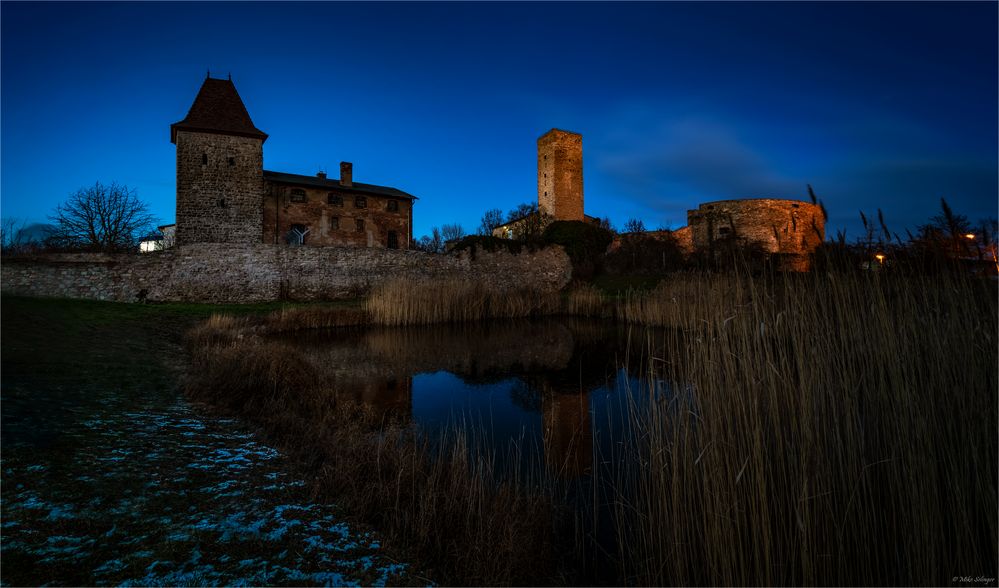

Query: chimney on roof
left=317, top=170, right=327, bottom=180
left=340, top=162, right=353, bottom=187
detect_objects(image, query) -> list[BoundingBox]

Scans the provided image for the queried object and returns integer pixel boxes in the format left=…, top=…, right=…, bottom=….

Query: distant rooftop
left=263, top=170, right=418, bottom=201
left=170, top=77, right=267, bottom=143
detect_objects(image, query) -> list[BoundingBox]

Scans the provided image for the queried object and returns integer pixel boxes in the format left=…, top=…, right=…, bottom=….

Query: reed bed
left=601, top=269, right=997, bottom=585
left=564, top=282, right=609, bottom=318
left=183, top=326, right=566, bottom=586
left=185, top=269, right=996, bottom=585
left=366, top=278, right=562, bottom=325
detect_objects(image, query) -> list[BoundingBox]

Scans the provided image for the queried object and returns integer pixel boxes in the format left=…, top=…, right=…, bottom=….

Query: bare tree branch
left=47, top=181, right=157, bottom=252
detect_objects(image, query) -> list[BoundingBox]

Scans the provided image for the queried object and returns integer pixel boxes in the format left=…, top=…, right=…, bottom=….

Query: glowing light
left=874, top=253, right=886, bottom=263
left=965, top=233, right=976, bottom=240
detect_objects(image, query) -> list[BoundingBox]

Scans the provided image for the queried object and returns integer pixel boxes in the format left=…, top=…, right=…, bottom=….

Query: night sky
left=2, top=1, right=996, bottom=239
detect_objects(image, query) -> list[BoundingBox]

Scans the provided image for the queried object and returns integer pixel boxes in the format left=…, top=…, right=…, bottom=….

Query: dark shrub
left=542, top=221, right=613, bottom=280
left=450, top=235, right=541, bottom=260
left=603, top=232, right=687, bottom=275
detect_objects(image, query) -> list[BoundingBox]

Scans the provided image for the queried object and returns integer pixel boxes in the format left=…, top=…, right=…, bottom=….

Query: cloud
left=590, top=114, right=803, bottom=222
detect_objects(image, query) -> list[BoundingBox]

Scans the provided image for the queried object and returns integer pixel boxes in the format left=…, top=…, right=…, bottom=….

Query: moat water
left=280, top=318, right=684, bottom=479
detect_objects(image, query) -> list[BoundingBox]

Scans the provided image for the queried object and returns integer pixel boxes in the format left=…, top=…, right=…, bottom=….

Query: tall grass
left=603, top=269, right=997, bottom=585
left=186, top=269, right=997, bottom=585
left=366, top=278, right=561, bottom=325
left=183, top=324, right=567, bottom=586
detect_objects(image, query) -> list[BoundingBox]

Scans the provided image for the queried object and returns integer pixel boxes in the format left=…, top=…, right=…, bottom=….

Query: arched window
left=287, top=224, right=309, bottom=246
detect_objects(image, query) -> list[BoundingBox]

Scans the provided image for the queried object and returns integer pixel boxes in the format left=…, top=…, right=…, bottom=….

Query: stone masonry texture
left=262, top=183, right=411, bottom=249
left=686, top=198, right=826, bottom=270
left=175, top=130, right=264, bottom=246
left=1, top=244, right=573, bottom=304
left=537, top=129, right=584, bottom=222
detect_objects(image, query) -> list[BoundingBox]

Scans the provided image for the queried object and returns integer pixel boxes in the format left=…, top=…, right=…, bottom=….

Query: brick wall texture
left=262, top=184, right=411, bottom=249
left=1, top=244, right=572, bottom=304
left=175, top=131, right=264, bottom=246
left=537, top=129, right=584, bottom=222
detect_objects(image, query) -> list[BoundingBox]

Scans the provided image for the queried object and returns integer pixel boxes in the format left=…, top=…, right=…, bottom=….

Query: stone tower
left=537, top=129, right=584, bottom=221
left=171, top=77, right=267, bottom=246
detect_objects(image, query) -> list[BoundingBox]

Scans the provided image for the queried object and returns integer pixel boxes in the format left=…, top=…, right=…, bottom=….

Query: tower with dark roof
left=171, top=77, right=267, bottom=245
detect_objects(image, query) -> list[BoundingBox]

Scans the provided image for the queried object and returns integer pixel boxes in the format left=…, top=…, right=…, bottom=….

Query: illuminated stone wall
left=262, top=181, right=411, bottom=249
left=0, top=244, right=572, bottom=304
left=686, top=198, right=825, bottom=270
left=537, top=129, right=584, bottom=222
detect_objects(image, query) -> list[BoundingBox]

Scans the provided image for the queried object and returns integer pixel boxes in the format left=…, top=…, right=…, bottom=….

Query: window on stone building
left=202, top=153, right=208, bottom=165
left=719, top=227, right=731, bottom=235
left=330, top=217, right=340, bottom=230
left=387, top=231, right=399, bottom=249
left=387, top=200, right=399, bottom=212
left=287, top=224, right=309, bottom=246
left=355, top=219, right=365, bottom=232
left=290, top=189, right=306, bottom=203
left=328, top=193, right=343, bottom=206
left=355, top=196, right=367, bottom=209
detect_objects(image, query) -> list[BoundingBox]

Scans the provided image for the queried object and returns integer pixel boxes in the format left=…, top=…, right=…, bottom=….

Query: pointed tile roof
left=170, top=77, right=267, bottom=143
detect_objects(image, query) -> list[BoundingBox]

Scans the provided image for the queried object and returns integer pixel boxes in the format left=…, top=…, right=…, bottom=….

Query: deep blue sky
left=2, top=1, right=996, bottom=239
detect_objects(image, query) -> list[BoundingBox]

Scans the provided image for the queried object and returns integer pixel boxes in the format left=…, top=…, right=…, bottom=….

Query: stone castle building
left=494, top=129, right=601, bottom=238
left=492, top=128, right=825, bottom=269
left=171, top=76, right=416, bottom=249
left=537, top=129, right=584, bottom=222
left=674, top=199, right=825, bottom=259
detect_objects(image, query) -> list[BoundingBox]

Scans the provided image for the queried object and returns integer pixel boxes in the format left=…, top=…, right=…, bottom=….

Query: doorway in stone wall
left=387, top=231, right=399, bottom=249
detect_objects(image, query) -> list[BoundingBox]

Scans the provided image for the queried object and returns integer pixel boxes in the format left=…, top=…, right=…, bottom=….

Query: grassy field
left=1, top=295, right=419, bottom=586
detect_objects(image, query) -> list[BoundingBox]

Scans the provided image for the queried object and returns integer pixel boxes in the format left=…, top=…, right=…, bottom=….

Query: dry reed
left=185, top=269, right=997, bottom=586
left=183, top=324, right=565, bottom=586
left=601, top=269, right=997, bottom=585
left=365, top=278, right=561, bottom=325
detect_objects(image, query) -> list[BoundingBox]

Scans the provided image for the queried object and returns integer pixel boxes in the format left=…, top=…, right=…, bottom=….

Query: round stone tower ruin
left=171, top=77, right=267, bottom=246
left=681, top=198, right=826, bottom=270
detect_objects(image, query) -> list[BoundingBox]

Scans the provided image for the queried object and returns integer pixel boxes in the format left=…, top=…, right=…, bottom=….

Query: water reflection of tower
left=541, top=382, right=593, bottom=478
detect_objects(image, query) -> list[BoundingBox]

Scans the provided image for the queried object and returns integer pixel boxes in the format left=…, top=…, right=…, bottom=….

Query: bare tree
left=415, top=227, right=444, bottom=253
left=506, top=202, right=537, bottom=224
left=623, top=218, right=646, bottom=233
left=48, top=182, right=157, bottom=252
left=478, top=208, right=505, bottom=236
left=1, top=218, right=26, bottom=254
left=441, top=223, right=466, bottom=242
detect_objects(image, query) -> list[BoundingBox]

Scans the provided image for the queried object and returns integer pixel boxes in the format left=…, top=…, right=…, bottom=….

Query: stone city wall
left=1, top=243, right=572, bottom=304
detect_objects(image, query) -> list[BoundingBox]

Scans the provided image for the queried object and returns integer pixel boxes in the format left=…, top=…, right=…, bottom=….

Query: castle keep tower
left=537, top=129, right=583, bottom=222
left=171, top=77, right=267, bottom=246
